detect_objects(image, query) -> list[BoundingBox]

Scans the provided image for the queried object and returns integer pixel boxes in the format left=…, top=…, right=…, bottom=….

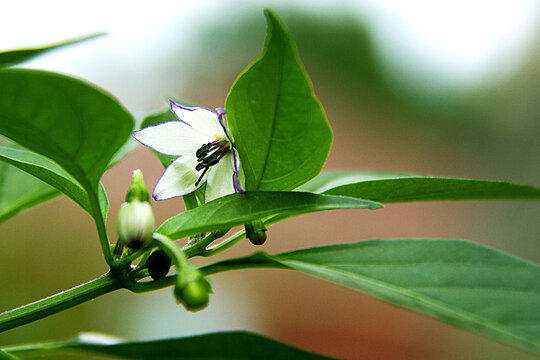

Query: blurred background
left=1, top=0, right=539, bottom=359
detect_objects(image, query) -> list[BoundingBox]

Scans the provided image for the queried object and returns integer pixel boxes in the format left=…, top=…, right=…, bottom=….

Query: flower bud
left=147, top=250, right=172, bottom=280
left=126, top=169, right=151, bottom=203
left=245, top=220, right=267, bottom=245
left=117, top=200, right=155, bottom=249
left=174, top=270, right=211, bottom=311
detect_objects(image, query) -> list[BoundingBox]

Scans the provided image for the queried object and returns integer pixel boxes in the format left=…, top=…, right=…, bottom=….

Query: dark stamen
left=196, top=143, right=213, bottom=160
left=194, top=139, right=232, bottom=186
left=195, top=166, right=210, bottom=186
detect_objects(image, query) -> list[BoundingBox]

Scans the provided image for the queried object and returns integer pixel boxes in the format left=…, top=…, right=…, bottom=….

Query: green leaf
left=325, top=177, right=540, bottom=203
left=297, top=171, right=412, bottom=193
left=0, top=69, right=133, bottom=188
left=0, top=146, right=110, bottom=224
left=0, top=162, right=58, bottom=223
left=299, top=171, right=540, bottom=202
left=0, top=145, right=91, bottom=213
left=248, top=239, right=540, bottom=352
left=0, top=33, right=104, bottom=68
left=0, top=349, right=20, bottom=360
left=3, top=331, right=333, bottom=359
left=226, top=9, right=332, bottom=191
left=158, top=191, right=381, bottom=240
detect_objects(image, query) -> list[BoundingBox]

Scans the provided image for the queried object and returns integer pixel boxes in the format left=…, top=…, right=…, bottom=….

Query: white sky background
left=1, top=1, right=539, bottom=104
left=1, top=0, right=539, bottom=110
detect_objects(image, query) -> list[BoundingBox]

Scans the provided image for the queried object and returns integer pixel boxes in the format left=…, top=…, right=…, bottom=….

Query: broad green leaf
left=0, top=162, right=58, bottom=223
left=322, top=175, right=540, bottom=203
left=0, top=149, right=109, bottom=224
left=219, top=240, right=540, bottom=352
left=0, top=33, right=104, bottom=68
left=0, top=145, right=91, bottom=212
left=158, top=191, right=381, bottom=240
left=2, top=331, right=333, bottom=359
left=0, top=69, right=133, bottom=188
left=225, top=9, right=332, bottom=191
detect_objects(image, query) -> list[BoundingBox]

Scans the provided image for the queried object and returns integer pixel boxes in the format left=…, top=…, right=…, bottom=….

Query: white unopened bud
left=117, top=200, right=155, bottom=249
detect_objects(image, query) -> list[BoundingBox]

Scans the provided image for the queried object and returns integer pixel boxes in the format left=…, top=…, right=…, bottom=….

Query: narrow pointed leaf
left=3, top=331, right=333, bottom=359
left=0, top=33, right=104, bottom=68
left=300, top=171, right=540, bottom=202
left=157, top=191, right=381, bottom=240
left=225, top=239, right=540, bottom=352
left=297, top=171, right=411, bottom=193
left=226, top=9, right=332, bottom=191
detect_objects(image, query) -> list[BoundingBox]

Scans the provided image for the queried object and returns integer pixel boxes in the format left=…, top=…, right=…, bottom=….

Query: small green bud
left=174, top=270, right=211, bottom=311
left=126, top=169, right=151, bottom=203
left=175, top=280, right=209, bottom=311
left=117, top=200, right=155, bottom=249
left=147, top=250, right=172, bottom=280
left=245, top=220, right=267, bottom=245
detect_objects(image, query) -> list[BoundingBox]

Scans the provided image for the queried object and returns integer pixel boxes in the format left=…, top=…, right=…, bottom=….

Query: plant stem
left=125, top=252, right=284, bottom=294
left=0, top=273, right=121, bottom=333
left=202, top=230, right=246, bottom=257
left=87, top=185, right=114, bottom=267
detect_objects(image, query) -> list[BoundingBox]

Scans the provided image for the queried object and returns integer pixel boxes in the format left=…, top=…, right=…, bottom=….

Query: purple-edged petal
left=152, top=153, right=206, bottom=200
left=231, top=149, right=245, bottom=194
left=133, top=121, right=214, bottom=156
left=169, top=100, right=225, bottom=138
left=205, top=152, right=237, bottom=202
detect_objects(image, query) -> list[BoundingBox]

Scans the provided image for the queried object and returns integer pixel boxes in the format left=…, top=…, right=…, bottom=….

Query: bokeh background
left=1, top=1, right=539, bottom=359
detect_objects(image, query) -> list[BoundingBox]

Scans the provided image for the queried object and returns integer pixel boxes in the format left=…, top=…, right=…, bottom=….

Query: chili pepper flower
left=133, top=100, right=244, bottom=202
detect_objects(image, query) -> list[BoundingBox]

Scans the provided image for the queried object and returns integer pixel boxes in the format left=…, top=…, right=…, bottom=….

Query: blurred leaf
left=212, top=239, right=540, bottom=352
left=0, top=162, right=58, bottom=223
left=226, top=9, right=332, bottom=191
left=315, top=174, right=540, bottom=202
left=0, top=349, right=20, bottom=360
left=0, top=33, right=104, bottom=68
left=3, top=331, right=334, bottom=359
left=158, top=191, right=381, bottom=240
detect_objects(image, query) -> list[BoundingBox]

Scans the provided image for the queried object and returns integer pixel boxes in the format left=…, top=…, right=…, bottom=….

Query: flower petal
left=169, top=100, right=225, bottom=138
left=205, top=152, right=237, bottom=202
left=152, top=153, right=206, bottom=200
left=232, top=149, right=245, bottom=193
left=133, top=121, right=214, bottom=156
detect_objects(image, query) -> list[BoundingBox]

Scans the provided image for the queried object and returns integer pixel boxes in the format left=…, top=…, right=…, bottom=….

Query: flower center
left=194, top=138, right=230, bottom=186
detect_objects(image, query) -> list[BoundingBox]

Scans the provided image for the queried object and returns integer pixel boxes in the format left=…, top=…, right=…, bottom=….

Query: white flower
left=133, top=100, right=244, bottom=202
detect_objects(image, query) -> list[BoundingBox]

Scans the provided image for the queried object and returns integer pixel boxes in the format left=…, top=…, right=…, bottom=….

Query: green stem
left=125, top=252, right=284, bottom=294
left=202, top=230, right=246, bottom=257
left=197, top=214, right=287, bottom=258
left=87, top=185, right=114, bottom=267
left=152, top=233, right=189, bottom=270
left=183, top=233, right=218, bottom=258
left=0, top=273, right=121, bottom=333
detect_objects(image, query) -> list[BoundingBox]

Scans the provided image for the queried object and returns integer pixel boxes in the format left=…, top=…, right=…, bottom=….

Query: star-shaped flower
left=133, top=100, right=244, bottom=202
